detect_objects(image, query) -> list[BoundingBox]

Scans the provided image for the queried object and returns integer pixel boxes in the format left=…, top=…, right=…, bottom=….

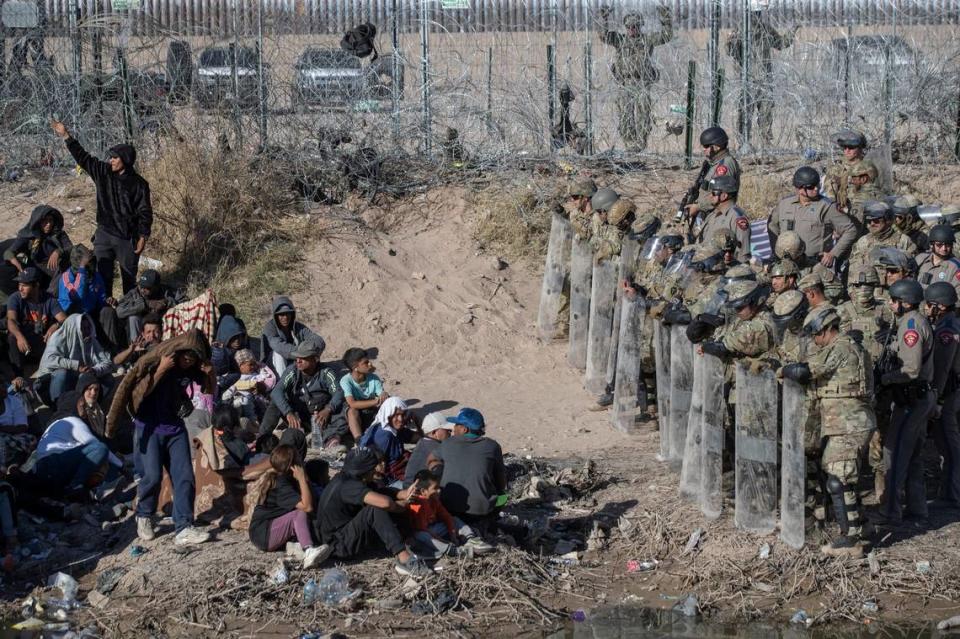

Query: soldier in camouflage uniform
left=838, top=263, right=895, bottom=363
left=825, top=129, right=868, bottom=213
left=892, top=195, right=930, bottom=253
left=589, top=188, right=631, bottom=264
left=848, top=201, right=918, bottom=272
left=846, top=159, right=884, bottom=225
left=781, top=305, right=876, bottom=557
left=798, top=269, right=843, bottom=308
left=878, top=279, right=935, bottom=526
left=599, top=5, right=674, bottom=152
left=924, top=283, right=960, bottom=507
left=874, top=246, right=915, bottom=301
left=767, top=167, right=859, bottom=269
left=685, top=127, right=741, bottom=221
left=725, top=0, right=797, bottom=145
left=916, top=225, right=960, bottom=299
left=555, top=178, right=598, bottom=335
left=695, top=175, right=751, bottom=262
left=767, top=258, right=799, bottom=307
left=770, top=289, right=810, bottom=364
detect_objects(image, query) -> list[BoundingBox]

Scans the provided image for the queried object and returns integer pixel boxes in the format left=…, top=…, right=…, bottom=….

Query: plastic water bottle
left=303, top=579, right=320, bottom=605
left=318, top=568, right=349, bottom=606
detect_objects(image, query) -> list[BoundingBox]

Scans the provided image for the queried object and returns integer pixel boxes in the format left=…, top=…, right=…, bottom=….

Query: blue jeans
left=35, top=441, right=110, bottom=492
left=136, top=427, right=195, bottom=532
left=46, top=369, right=116, bottom=405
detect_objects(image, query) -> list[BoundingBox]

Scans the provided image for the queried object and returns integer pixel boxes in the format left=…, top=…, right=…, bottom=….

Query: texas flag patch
left=903, top=329, right=920, bottom=347
left=715, top=165, right=728, bottom=176
left=736, top=217, right=749, bottom=230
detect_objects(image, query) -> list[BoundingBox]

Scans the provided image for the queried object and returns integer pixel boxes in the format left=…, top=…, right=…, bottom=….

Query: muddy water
left=547, top=605, right=933, bottom=639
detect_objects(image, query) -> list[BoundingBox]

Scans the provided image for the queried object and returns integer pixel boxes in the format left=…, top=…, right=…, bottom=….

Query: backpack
left=341, top=22, right=378, bottom=61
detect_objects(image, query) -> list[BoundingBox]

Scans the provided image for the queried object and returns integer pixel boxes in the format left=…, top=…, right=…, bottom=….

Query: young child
left=303, top=458, right=330, bottom=501
left=405, top=470, right=493, bottom=559
left=340, top=347, right=389, bottom=441
left=248, top=444, right=333, bottom=569
left=222, top=349, right=277, bottom=421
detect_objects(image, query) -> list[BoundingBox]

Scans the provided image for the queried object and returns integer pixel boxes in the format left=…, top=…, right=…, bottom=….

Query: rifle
left=675, top=159, right=711, bottom=243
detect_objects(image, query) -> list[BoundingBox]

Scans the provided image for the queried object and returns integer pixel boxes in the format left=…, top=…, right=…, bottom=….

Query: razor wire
left=2, top=0, right=960, bottom=193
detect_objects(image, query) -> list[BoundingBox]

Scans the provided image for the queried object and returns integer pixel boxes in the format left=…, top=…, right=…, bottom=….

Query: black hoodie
left=3, top=205, right=73, bottom=275
left=65, top=137, right=153, bottom=241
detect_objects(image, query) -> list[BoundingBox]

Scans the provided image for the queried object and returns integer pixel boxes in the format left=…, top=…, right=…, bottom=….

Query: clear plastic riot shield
left=611, top=294, right=646, bottom=433
left=585, top=257, right=619, bottom=396
left=668, top=324, right=694, bottom=463
left=605, top=238, right=640, bottom=390
left=700, top=352, right=725, bottom=519
left=734, top=361, right=780, bottom=534
left=679, top=350, right=705, bottom=500
left=653, top=320, right=672, bottom=461
left=537, top=212, right=572, bottom=341
left=567, top=238, right=593, bottom=370
left=780, top=378, right=807, bottom=549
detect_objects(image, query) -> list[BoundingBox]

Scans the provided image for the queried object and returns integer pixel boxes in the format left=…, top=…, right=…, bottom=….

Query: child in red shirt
left=406, top=469, right=493, bottom=558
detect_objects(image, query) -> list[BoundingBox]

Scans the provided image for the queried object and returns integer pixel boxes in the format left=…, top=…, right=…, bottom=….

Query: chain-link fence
left=2, top=0, right=960, bottom=175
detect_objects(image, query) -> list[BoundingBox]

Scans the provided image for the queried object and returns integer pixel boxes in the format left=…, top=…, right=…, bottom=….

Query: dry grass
left=470, top=179, right=563, bottom=262
left=737, top=169, right=792, bottom=220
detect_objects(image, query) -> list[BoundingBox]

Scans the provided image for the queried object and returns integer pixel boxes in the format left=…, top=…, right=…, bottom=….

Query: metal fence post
left=486, top=47, right=493, bottom=136
left=420, top=0, right=432, bottom=156
left=547, top=43, right=555, bottom=150
left=392, top=0, right=401, bottom=142
left=257, top=0, right=268, bottom=149
left=739, top=0, right=751, bottom=149
left=708, top=0, right=721, bottom=127
left=584, top=41, right=593, bottom=155
left=685, top=61, right=696, bottom=169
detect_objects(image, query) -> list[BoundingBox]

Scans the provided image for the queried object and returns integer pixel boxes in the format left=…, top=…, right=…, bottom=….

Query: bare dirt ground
left=2, top=158, right=960, bottom=637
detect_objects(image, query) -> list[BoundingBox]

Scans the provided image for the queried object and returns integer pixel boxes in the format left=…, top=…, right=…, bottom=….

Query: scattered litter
left=87, top=590, right=110, bottom=609
left=867, top=551, right=881, bottom=575
left=672, top=594, right=699, bottom=618
left=411, top=271, right=426, bottom=280
left=626, top=559, right=658, bottom=573
left=916, top=560, right=931, bottom=574
left=410, top=589, right=457, bottom=615
left=317, top=568, right=355, bottom=606
left=95, top=567, right=127, bottom=595
left=129, top=545, right=147, bottom=558
left=47, top=572, right=79, bottom=602
left=753, top=582, right=774, bottom=593
left=270, top=559, right=289, bottom=585
left=790, top=609, right=812, bottom=626
left=861, top=600, right=879, bottom=614
left=682, top=528, right=703, bottom=555
left=11, top=618, right=45, bottom=630
left=303, top=579, right=320, bottom=605
left=938, top=614, right=960, bottom=630
left=570, top=610, right=587, bottom=622
left=618, top=515, right=636, bottom=536
left=758, top=543, right=770, bottom=560
left=585, top=522, right=607, bottom=551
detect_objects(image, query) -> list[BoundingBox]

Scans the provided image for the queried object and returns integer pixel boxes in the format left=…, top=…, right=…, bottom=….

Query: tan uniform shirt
left=916, top=252, right=960, bottom=299
left=767, top=195, right=859, bottom=261
left=696, top=203, right=752, bottom=262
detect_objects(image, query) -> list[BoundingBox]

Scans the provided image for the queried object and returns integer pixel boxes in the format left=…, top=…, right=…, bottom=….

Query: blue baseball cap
left=446, top=407, right=485, bottom=432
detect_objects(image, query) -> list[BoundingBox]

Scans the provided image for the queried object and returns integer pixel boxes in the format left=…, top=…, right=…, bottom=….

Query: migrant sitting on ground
left=357, top=397, right=420, bottom=485
left=112, top=312, right=163, bottom=370
left=403, top=412, right=454, bottom=487
left=405, top=469, right=493, bottom=559
left=0, top=376, right=33, bottom=471
left=5, top=267, right=67, bottom=377
left=35, top=313, right=115, bottom=406
left=262, top=296, right=324, bottom=376
left=260, top=341, right=343, bottom=443
left=248, top=444, right=334, bottom=569
left=104, top=269, right=180, bottom=350
left=341, top=347, right=389, bottom=441
left=0, top=204, right=72, bottom=297
left=222, top=348, right=276, bottom=423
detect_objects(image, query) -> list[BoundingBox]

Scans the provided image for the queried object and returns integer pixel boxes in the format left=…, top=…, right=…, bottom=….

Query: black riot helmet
left=792, top=166, right=820, bottom=189
left=699, top=126, right=729, bottom=148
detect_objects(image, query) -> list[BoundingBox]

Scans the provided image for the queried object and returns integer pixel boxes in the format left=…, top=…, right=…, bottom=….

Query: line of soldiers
left=554, top=125, right=960, bottom=557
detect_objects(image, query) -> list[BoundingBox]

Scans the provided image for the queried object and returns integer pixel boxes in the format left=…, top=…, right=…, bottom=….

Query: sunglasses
left=866, top=218, right=885, bottom=225
left=710, top=191, right=724, bottom=196
left=933, top=241, right=952, bottom=247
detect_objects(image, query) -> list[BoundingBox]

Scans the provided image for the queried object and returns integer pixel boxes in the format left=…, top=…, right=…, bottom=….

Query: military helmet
left=591, top=187, right=620, bottom=212
left=872, top=246, right=913, bottom=272
left=863, top=200, right=893, bottom=221
left=691, top=244, right=724, bottom=274
left=892, top=194, right=921, bottom=218
left=699, top=126, right=729, bottom=148
left=772, top=290, right=809, bottom=330
left=774, top=231, right=805, bottom=260
left=660, top=235, right=684, bottom=251
left=567, top=178, right=597, bottom=198
left=802, top=305, right=841, bottom=336
left=929, top=224, right=955, bottom=245
left=888, top=279, right=924, bottom=305
left=925, top=281, right=958, bottom=308
left=769, top=258, right=799, bottom=278
left=623, top=12, right=642, bottom=27
left=797, top=271, right=824, bottom=291
left=712, top=228, right=738, bottom=252
left=723, top=279, right=764, bottom=310
left=607, top=197, right=636, bottom=226
left=724, top=264, right=757, bottom=282
left=632, top=212, right=662, bottom=242
left=835, top=129, right=867, bottom=148
left=792, top=166, right=820, bottom=189
left=849, top=159, right=878, bottom=179
left=709, top=175, right=738, bottom=195
left=848, top=262, right=880, bottom=287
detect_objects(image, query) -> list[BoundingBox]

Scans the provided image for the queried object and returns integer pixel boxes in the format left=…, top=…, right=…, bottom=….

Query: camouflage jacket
left=847, top=183, right=884, bottom=225
left=564, top=200, right=593, bottom=241
left=726, top=21, right=795, bottom=77
left=591, top=216, right=624, bottom=263
left=848, top=226, right=918, bottom=272
left=718, top=310, right=776, bottom=358
left=807, top=333, right=875, bottom=436
left=602, top=11, right=673, bottom=85
left=838, top=300, right=895, bottom=362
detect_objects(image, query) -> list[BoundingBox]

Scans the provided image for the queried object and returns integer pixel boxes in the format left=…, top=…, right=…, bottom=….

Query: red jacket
left=407, top=494, right=456, bottom=537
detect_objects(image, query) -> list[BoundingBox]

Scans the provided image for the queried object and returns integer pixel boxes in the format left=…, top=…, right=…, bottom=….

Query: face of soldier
left=933, top=240, right=953, bottom=259
left=703, top=144, right=720, bottom=160
left=866, top=217, right=890, bottom=235
left=888, top=298, right=909, bottom=317
left=884, top=268, right=904, bottom=287
left=926, top=301, right=947, bottom=323
left=771, top=275, right=788, bottom=293
left=813, top=328, right=833, bottom=347
left=736, top=305, right=756, bottom=321
left=723, top=249, right=735, bottom=265
left=851, top=173, right=870, bottom=187
left=795, top=184, right=819, bottom=203
left=710, top=190, right=728, bottom=206
left=842, top=146, right=864, bottom=161
left=851, top=284, right=874, bottom=307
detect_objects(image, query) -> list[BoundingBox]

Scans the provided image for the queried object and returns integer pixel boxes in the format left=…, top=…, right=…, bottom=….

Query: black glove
left=627, top=282, right=648, bottom=298
left=698, top=312, right=725, bottom=328
left=686, top=319, right=713, bottom=344
left=874, top=328, right=891, bottom=345
left=781, top=362, right=812, bottom=384
left=663, top=306, right=691, bottom=326
left=701, top=341, right=730, bottom=358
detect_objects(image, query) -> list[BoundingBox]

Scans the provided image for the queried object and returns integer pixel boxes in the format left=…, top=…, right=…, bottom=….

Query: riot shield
left=734, top=361, right=779, bottom=534
left=679, top=350, right=705, bottom=500
left=611, top=294, right=646, bottom=433
left=699, top=352, right=725, bottom=519
left=780, top=378, right=807, bottom=549
left=567, top=238, right=593, bottom=370
left=585, top=257, right=619, bottom=396
left=605, top=238, right=640, bottom=390
left=653, top=320, right=672, bottom=460
left=536, top=212, right=572, bottom=342
left=668, top=325, right=694, bottom=463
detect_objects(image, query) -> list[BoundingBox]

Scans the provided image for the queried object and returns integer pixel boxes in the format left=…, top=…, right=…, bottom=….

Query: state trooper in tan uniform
left=848, top=200, right=918, bottom=272
left=767, top=166, right=859, bottom=269
left=695, top=175, right=751, bottom=263
left=879, top=279, right=935, bottom=527
left=915, top=224, right=960, bottom=300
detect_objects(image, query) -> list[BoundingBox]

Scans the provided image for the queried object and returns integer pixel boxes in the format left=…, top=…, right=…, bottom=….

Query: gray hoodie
left=38, top=314, right=114, bottom=377
left=261, top=296, right=324, bottom=367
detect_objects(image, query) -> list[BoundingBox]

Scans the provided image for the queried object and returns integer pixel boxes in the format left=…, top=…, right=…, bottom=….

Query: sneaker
left=174, top=526, right=211, bottom=546
left=464, top=537, right=495, bottom=555
left=285, top=542, right=306, bottom=561
left=394, top=556, right=434, bottom=577
left=136, top=516, right=155, bottom=542
left=302, top=544, right=333, bottom=569
left=820, top=536, right=864, bottom=559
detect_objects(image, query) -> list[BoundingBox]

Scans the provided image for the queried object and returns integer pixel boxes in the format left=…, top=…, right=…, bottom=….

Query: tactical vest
left=814, top=335, right=872, bottom=400
left=840, top=302, right=887, bottom=360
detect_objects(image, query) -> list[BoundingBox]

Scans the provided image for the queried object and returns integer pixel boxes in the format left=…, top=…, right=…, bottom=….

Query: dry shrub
left=738, top=171, right=788, bottom=219
left=143, top=142, right=303, bottom=286
left=471, top=180, right=562, bottom=260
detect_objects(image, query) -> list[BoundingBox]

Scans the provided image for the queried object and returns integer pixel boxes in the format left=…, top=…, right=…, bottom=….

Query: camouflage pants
left=616, top=82, right=652, bottom=152
left=821, top=431, right=872, bottom=539
left=557, top=275, right=571, bottom=335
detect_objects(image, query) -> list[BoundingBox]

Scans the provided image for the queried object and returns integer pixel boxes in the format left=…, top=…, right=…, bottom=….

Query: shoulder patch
left=939, top=331, right=958, bottom=345
left=903, top=329, right=920, bottom=348
left=715, top=165, right=728, bottom=177
left=736, top=217, right=749, bottom=231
